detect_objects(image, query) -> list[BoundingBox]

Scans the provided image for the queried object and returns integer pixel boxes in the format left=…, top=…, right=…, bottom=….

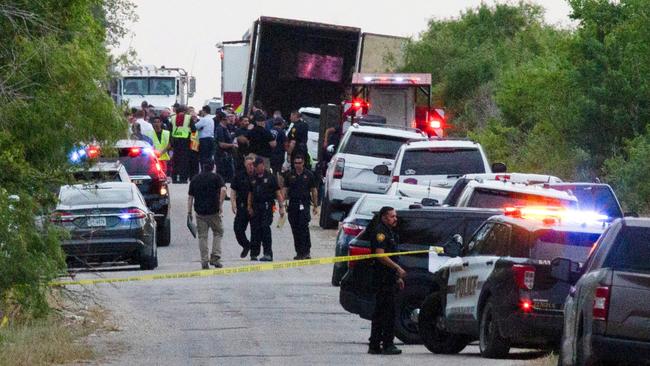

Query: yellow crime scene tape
left=49, top=248, right=443, bottom=287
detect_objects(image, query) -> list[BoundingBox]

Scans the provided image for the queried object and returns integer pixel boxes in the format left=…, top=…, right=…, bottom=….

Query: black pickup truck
left=339, top=207, right=498, bottom=344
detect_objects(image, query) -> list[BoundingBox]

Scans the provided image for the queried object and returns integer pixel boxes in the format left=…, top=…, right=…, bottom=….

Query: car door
left=446, top=222, right=510, bottom=322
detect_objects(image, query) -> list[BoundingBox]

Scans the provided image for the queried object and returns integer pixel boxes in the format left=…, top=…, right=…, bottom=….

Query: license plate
left=87, top=217, right=106, bottom=227
left=377, top=176, right=390, bottom=184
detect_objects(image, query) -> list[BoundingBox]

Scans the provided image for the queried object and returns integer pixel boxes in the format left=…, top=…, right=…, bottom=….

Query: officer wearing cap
left=287, top=110, right=310, bottom=169
left=230, top=155, right=255, bottom=258
left=282, top=154, right=318, bottom=260
left=247, top=157, right=285, bottom=261
left=368, top=206, right=405, bottom=355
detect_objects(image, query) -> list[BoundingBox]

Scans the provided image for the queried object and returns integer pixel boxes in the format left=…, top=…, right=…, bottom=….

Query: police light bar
left=352, top=73, right=432, bottom=86
left=504, top=206, right=609, bottom=225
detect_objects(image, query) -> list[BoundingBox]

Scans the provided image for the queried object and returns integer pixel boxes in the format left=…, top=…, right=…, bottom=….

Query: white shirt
left=195, top=116, right=215, bottom=139
left=137, top=118, right=154, bottom=136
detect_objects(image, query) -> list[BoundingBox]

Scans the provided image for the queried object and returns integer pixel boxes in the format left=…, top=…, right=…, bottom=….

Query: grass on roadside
left=0, top=295, right=113, bottom=366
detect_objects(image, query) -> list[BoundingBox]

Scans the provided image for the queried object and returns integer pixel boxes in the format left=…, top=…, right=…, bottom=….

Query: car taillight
left=593, top=286, right=610, bottom=321
left=119, top=208, right=147, bottom=220
left=513, top=265, right=536, bottom=290
left=160, top=185, right=168, bottom=195
left=333, top=158, right=345, bottom=179
left=348, top=245, right=371, bottom=268
left=519, top=299, right=533, bottom=313
left=392, top=175, right=399, bottom=183
left=128, top=147, right=141, bottom=157
left=342, top=223, right=364, bottom=237
left=50, top=211, right=74, bottom=223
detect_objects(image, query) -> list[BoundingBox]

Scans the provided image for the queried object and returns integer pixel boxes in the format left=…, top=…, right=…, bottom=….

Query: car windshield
left=343, top=133, right=411, bottom=159
left=468, top=188, right=578, bottom=209
left=531, top=230, right=602, bottom=262
left=118, top=155, right=155, bottom=177
left=356, top=197, right=417, bottom=217
left=60, top=186, right=132, bottom=206
left=400, top=148, right=486, bottom=176
left=605, top=226, right=650, bottom=273
left=123, top=77, right=175, bottom=95
left=550, top=185, right=623, bottom=219
left=72, top=170, right=121, bottom=182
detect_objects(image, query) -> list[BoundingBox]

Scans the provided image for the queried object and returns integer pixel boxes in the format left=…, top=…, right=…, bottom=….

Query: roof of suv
left=620, top=217, right=650, bottom=228
left=465, top=180, right=578, bottom=202
left=347, top=124, right=427, bottom=140
left=402, top=139, right=482, bottom=150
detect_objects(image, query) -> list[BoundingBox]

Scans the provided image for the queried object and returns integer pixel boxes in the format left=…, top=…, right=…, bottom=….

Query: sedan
left=331, top=194, right=421, bottom=286
left=51, top=182, right=158, bottom=270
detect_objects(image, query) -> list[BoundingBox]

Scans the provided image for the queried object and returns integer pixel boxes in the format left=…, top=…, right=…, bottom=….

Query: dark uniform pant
left=288, top=203, right=311, bottom=256
left=250, top=203, right=273, bottom=257
left=199, top=137, right=214, bottom=165
left=172, top=138, right=190, bottom=183
left=233, top=207, right=250, bottom=250
left=370, top=285, right=397, bottom=347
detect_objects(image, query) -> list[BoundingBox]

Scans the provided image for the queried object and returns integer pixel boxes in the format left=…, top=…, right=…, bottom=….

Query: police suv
left=418, top=206, right=607, bottom=358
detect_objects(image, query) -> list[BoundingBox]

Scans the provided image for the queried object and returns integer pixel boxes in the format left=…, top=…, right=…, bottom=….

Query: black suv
left=554, top=218, right=650, bottom=365
left=339, top=207, right=499, bottom=344
left=418, top=209, right=605, bottom=358
left=116, top=141, right=171, bottom=247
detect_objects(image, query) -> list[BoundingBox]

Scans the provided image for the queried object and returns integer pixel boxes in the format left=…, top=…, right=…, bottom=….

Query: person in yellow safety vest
left=188, top=109, right=201, bottom=179
left=147, top=116, right=171, bottom=174
left=169, top=105, right=193, bottom=183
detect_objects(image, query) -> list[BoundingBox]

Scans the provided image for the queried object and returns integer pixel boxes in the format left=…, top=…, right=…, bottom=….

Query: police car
left=418, top=206, right=607, bottom=358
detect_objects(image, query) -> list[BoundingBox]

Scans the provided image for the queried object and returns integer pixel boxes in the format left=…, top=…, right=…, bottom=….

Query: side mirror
left=443, top=234, right=463, bottom=257
left=372, top=164, right=390, bottom=176
left=491, top=162, right=507, bottom=173
left=421, top=198, right=439, bottom=207
left=327, top=145, right=335, bottom=153
left=551, top=257, right=581, bottom=283
left=624, top=211, right=639, bottom=218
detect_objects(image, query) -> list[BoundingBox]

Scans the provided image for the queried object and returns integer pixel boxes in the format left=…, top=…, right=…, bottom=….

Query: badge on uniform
left=299, top=204, right=305, bottom=211
left=264, top=178, right=268, bottom=183
left=291, top=128, right=296, bottom=134
left=376, top=233, right=385, bottom=242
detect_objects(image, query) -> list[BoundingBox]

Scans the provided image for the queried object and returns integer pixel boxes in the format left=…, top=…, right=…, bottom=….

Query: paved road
left=72, top=183, right=548, bottom=365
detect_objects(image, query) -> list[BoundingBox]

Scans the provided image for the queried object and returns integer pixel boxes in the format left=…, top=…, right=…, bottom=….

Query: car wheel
left=319, top=195, right=337, bottom=229
left=418, top=293, right=469, bottom=354
left=331, top=263, right=346, bottom=287
left=479, top=299, right=510, bottom=358
left=575, top=317, right=600, bottom=366
left=140, top=235, right=158, bottom=270
left=394, top=284, right=427, bottom=344
left=157, top=217, right=171, bottom=247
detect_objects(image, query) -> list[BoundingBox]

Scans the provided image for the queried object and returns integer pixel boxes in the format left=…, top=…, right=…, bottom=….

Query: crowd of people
left=125, top=100, right=320, bottom=269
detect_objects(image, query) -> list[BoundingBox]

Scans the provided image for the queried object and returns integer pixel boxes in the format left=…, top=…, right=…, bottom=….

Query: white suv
left=453, top=179, right=578, bottom=208
left=320, top=124, right=427, bottom=228
left=382, top=139, right=493, bottom=202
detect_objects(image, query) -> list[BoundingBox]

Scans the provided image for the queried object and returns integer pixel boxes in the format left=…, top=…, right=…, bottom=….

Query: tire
left=418, top=293, right=469, bottom=354
left=157, top=217, right=171, bottom=247
left=394, top=285, right=427, bottom=344
left=319, top=195, right=337, bottom=229
left=140, top=236, right=158, bottom=270
left=479, top=299, right=510, bottom=358
left=575, top=317, right=600, bottom=366
left=331, top=263, right=347, bottom=286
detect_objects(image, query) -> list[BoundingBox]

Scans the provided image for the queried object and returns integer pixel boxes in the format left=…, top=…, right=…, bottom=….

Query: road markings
left=50, top=248, right=443, bottom=287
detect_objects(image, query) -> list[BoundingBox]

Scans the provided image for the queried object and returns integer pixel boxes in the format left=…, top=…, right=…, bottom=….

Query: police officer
left=368, top=206, right=405, bottom=355
left=282, top=154, right=318, bottom=260
left=230, top=156, right=255, bottom=258
left=247, top=157, right=285, bottom=261
left=170, top=105, right=193, bottom=183
left=287, top=110, right=310, bottom=168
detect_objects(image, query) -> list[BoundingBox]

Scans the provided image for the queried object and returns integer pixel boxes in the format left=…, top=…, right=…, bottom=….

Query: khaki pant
left=196, top=214, right=223, bottom=264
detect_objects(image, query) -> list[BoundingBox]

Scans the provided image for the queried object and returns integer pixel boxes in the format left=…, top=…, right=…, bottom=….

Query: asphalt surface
left=71, top=183, right=549, bottom=366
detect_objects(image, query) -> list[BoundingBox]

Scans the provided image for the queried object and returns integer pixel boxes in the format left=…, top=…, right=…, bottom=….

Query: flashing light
left=395, top=77, right=404, bottom=82
left=128, top=147, right=141, bottom=157
left=429, top=119, right=442, bottom=129
left=143, top=147, right=155, bottom=156
left=119, top=208, right=146, bottom=220
left=155, top=162, right=162, bottom=172
left=86, top=146, right=100, bottom=159
left=520, top=299, right=533, bottom=313
left=160, top=186, right=168, bottom=196
left=503, top=206, right=609, bottom=225
left=353, top=101, right=362, bottom=108
left=78, top=149, right=86, bottom=157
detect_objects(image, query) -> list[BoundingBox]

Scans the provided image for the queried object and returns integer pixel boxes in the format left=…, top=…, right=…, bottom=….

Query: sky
left=113, top=0, right=574, bottom=107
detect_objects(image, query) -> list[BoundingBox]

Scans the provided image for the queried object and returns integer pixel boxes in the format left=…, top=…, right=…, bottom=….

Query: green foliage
left=403, top=1, right=650, bottom=210
left=0, top=0, right=131, bottom=319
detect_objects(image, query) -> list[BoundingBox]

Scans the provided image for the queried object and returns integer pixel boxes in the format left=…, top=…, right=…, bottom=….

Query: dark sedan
left=51, top=182, right=158, bottom=270
left=331, top=194, right=421, bottom=286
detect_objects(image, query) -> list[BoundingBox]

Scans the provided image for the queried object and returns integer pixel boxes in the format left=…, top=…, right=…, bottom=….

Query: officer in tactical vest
left=282, top=154, right=318, bottom=260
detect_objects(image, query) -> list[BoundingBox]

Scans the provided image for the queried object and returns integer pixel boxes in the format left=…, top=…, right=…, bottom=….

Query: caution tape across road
left=50, top=248, right=443, bottom=287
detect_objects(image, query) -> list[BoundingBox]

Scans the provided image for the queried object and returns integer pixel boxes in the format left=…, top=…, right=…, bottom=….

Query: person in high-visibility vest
left=147, top=116, right=171, bottom=174
left=170, top=105, right=193, bottom=183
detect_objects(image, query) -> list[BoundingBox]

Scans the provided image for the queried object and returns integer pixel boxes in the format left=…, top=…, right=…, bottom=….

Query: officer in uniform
left=230, top=156, right=255, bottom=258
left=282, top=154, right=318, bottom=260
left=287, top=110, right=310, bottom=169
left=247, top=157, right=285, bottom=261
left=368, top=206, right=405, bottom=355
left=170, top=105, right=193, bottom=183
left=146, top=116, right=171, bottom=174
